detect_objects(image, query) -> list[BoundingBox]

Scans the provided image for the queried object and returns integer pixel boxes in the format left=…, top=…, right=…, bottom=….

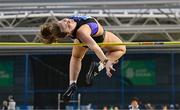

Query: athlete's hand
left=105, top=60, right=116, bottom=77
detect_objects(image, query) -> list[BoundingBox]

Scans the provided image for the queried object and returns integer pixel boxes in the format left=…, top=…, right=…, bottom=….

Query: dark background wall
left=0, top=53, right=179, bottom=109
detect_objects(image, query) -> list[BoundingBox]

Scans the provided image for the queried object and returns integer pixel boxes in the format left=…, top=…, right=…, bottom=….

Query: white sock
left=98, top=62, right=105, bottom=72
left=69, top=80, right=77, bottom=85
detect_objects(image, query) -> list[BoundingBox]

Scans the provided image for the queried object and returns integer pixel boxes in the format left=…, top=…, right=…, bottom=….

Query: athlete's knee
left=117, top=46, right=126, bottom=55
left=121, top=46, right=126, bottom=55
left=71, top=54, right=84, bottom=61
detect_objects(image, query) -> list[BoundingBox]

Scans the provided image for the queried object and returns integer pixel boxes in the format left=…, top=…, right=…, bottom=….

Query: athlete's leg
left=63, top=39, right=88, bottom=102
left=86, top=31, right=126, bottom=84
left=69, top=40, right=88, bottom=85
left=102, top=31, right=126, bottom=66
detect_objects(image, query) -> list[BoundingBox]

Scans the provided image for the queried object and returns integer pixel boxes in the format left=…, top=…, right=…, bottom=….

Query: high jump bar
left=0, top=41, right=180, bottom=46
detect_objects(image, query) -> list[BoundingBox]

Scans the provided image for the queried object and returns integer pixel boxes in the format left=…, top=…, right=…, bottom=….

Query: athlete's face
left=57, top=18, right=75, bottom=35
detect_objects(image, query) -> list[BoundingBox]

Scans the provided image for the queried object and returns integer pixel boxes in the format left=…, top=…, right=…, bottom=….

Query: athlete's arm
left=76, top=25, right=107, bottom=62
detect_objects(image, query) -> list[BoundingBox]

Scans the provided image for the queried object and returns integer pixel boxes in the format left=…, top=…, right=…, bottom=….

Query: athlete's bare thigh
left=102, top=31, right=125, bottom=51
